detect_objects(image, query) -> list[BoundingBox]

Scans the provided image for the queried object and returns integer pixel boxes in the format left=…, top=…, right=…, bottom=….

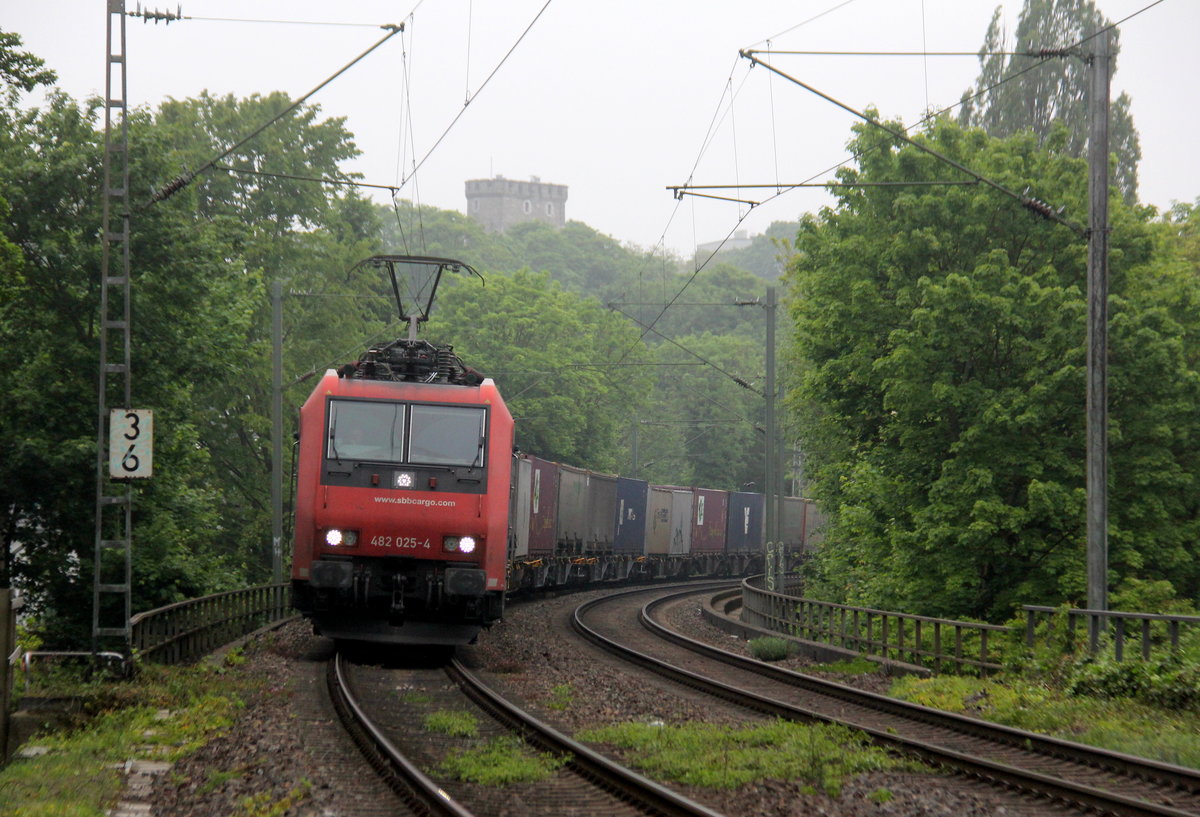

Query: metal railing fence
left=130, top=583, right=291, bottom=665
left=1022, top=605, right=1200, bottom=662
left=741, top=576, right=1007, bottom=674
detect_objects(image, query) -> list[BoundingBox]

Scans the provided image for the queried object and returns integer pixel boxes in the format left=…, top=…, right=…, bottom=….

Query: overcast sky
left=8, top=1, right=1198, bottom=257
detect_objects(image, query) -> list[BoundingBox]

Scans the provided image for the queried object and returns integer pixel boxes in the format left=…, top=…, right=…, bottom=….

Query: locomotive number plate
left=370, top=535, right=432, bottom=550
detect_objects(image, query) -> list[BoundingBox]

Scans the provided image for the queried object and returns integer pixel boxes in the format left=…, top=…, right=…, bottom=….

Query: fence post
left=1, top=589, right=15, bottom=765
left=933, top=622, right=942, bottom=674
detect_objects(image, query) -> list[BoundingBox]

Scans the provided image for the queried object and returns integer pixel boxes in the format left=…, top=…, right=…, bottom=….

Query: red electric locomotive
left=290, top=256, right=512, bottom=645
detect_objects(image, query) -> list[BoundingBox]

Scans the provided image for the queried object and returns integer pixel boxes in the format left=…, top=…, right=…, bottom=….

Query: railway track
left=573, top=585, right=1200, bottom=817
left=327, top=645, right=727, bottom=817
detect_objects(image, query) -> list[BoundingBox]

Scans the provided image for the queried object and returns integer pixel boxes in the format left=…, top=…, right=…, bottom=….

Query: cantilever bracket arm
left=737, top=49, right=1087, bottom=239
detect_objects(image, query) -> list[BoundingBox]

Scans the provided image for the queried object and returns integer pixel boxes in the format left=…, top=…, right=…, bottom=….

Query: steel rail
left=447, top=656, right=728, bottom=817
left=571, top=587, right=1198, bottom=817
left=674, top=590, right=1200, bottom=796
left=328, top=652, right=474, bottom=817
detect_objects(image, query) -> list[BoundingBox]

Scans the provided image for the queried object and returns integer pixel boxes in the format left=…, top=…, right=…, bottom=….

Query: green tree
left=694, top=220, right=800, bottom=282
left=382, top=200, right=683, bottom=303
left=0, top=28, right=55, bottom=101
left=646, top=331, right=767, bottom=490
left=0, top=90, right=262, bottom=642
left=787, top=116, right=1197, bottom=621
left=147, top=91, right=386, bottom=581
left=426, top=268, right=653, bottom=472
left=0, top=50, right=386, bottom=642
left=958, top=0, right=1141, bottom=203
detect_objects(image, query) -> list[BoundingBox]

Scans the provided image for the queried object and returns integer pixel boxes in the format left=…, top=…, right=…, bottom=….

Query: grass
left=437, top=736, right=569, bottom=785
left=234, top=781, right=312, bottom=817
left=747, top=637, right=791, bottom=662
left=423, top=710, right=479, bottom=738
left=889, top=673, right=1200, bottom=768
left=577, top=719, right=919, bottom=795
left=810, top=656, right=881, bottom=675
left=0, top=653, right=259, bottom=817
left=546, top=683, right=574, bottom=710
left=196, top=765, right=250, bottom=796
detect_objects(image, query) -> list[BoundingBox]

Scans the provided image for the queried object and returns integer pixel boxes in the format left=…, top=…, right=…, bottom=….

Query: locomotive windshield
left=410, top=405, right=486, bottom=467
left=326, top=398, right=486, bottom=467
left=328, top=400, right=405, bottom=462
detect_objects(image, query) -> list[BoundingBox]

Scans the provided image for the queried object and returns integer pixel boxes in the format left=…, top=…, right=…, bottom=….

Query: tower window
left=545, top=202, right=554, bottom=216
left=522, top=200, right=532, bottom=214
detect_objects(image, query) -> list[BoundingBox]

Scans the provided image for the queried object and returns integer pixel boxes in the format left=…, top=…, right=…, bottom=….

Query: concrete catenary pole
left=271, top=280, right=284, bottom=585
left=1086, top=31, right=1111, bottom=618
left=764, top=286, right=780, bottom=588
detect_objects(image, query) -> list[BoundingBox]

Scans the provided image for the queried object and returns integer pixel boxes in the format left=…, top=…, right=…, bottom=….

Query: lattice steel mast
left=93, top=0, right=133, bottom=654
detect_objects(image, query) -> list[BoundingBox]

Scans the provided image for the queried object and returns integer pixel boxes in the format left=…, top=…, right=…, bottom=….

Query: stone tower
left=465, top=175, right=568, bottom=233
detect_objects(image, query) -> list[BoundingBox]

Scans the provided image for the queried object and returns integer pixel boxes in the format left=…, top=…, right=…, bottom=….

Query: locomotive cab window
left=327, top=400, right=405, bottom=462
left=409, top=405, right=487, bottom=467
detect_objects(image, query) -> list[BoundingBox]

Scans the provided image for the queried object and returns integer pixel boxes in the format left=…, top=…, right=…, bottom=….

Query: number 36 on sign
left=109, top=409, right=153, bottom=479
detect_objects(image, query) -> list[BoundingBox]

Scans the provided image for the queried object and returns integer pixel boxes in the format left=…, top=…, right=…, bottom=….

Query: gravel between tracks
left=151, top=589, right=1047, bottom=816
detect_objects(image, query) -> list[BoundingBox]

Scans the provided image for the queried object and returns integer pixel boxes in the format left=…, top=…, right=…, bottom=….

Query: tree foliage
left=958, top=0, right=1141, bottom=203
left=0, top=27, right=391, bottom=643
left=0, top=29, right=55, bottom=101
left=426, top=268, right=653, bottom=472
left=788, top=115, right=1199, bottom=621
left=693, top=220, right=800, bottom=282
left=0, top=27, right=779, bottom=645
left=381, top=200, right=779, bottom=485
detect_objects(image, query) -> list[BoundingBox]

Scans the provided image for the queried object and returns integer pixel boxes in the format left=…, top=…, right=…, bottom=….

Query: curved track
left=573, top=585, right=1200, bottom=817
left=328, top=652, right=472, bottom=817
left=329, top=646, right=727, bottom=817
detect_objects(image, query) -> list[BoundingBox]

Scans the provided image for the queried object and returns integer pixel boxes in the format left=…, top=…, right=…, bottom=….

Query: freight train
left=290, top=255, right=822, bottom=646
left=506, top=457, right=822, bottom=594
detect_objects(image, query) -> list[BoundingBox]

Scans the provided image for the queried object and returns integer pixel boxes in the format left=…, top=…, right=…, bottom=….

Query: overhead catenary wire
left=625, top=0, right=1168, bottom=476
left=617, top=0, right=1103, bottom=393
left=739, top=51, right=1087, bottom=235
left=213, top=164, right=401, bottom=194
left=729, top=0, right=1169, bottom=240
left=399, top=0, right=555, bottom=189
left=145, top=23, right=405, bottom=206
left=387, top=0, right=555, bottom=255
left=608, top=304, right=764, bottom=398
left=745, top=0, right=862, bottom=50
left=717, top=0, right=1167, bottom=235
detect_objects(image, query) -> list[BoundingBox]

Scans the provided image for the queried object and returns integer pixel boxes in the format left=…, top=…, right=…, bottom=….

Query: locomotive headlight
left=443, top=535, right=478, bottom=553
left=325, top=528, right=359, bottom=547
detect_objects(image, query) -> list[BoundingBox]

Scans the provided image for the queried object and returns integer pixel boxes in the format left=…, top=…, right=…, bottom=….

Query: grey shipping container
left=586, top=471, right=618, bottom=552
left=510, top=456, right=532, bottom=559
left=557, top=464, right=589, bottom=554
left=779, top=496, right=808, bottom=549
left=669, top=489, right=692, bottom=555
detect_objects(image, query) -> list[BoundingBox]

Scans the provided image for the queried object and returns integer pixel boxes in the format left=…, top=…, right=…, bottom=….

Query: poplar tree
left=958, top=0, right=1141, bottom=203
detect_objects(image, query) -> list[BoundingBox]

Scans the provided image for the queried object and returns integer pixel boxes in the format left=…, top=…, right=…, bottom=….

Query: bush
left=1066, top=655, right=1200, bottom=711
left=748, top=637, right=791, bottom=662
